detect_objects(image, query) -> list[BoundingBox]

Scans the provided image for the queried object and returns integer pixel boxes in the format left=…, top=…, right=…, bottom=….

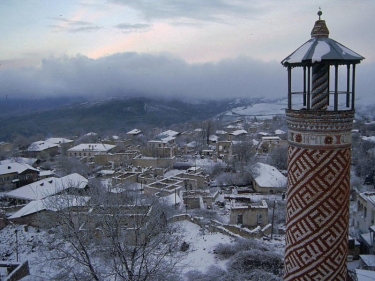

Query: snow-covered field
left=225, top=101, right=287, bottom=118
left=0, top=219, right=239, bottom=280
left=177, top=220, right=234, bottom=276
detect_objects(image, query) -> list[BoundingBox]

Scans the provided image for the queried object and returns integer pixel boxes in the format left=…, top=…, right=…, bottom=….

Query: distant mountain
left=0, top=96, right=232, bottom=141
left=0, top=96, right=291, bottom=141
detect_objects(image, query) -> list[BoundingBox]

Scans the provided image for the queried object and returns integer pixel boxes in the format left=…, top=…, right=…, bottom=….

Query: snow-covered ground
left=176, top=220, right=234, bottom=277
left=225, top=101, right=288, bottom=118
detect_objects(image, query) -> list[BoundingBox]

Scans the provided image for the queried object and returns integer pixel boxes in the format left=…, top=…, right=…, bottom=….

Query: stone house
left=67, top=143, right=117, bottom=159
left=26, top=141, right=59, bottom=158
left=229, top=200, right=269, bottom=228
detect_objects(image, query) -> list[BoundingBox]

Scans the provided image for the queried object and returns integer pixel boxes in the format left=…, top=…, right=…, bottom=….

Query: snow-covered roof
left=262, top=136, right=281, bottom=141
left=9, top=195, right=91, bottom=219
left=68, top=143, right=116, bottom=152
left=186, top=141, right=197, bottom=148
left=252, top=139, right=260, bottom=146
left=254, top=163, right=287, bottom=188
left=39, top=170, right=55, bottom=177
left=45, top=138, right=73, bottom=145
left=27, top=141, right=58, bottom=152
left=282, top=37, right=364, bottom=66
left=85, top=132, right=97, bottom=136
left=230, top=129, right=248, bottom=136
left=258, top=132, right=269, bottom=136
left=226, top=125, right=242, bottom=129
left=275, top=129, right=286, bottom=135
left=158, top=130, right=179, bottom=138
left=362, top=136, right=375, bottom=143
left=5, top=173, right=88, bottom=201
left=359, top=192, right=375, bottom=205
left=0, top=163, right=38, bottom=176
left=360, top=255, right=375, bottom=267
left=356, top=269, right=375, bottom=281
left=0, top=157, right=37, bottom=166
left=209, top=135, right=219, bottom=142
left=216, top=130, right=227, bottom=135
left=155, top=130, right=179, bottom=143
left=126, top=129, right=142, bottom=135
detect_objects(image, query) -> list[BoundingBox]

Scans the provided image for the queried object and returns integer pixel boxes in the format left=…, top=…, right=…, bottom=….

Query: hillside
left=0, top=97, right=233, bottom=140
left=0, top=96, right=277, bottom=141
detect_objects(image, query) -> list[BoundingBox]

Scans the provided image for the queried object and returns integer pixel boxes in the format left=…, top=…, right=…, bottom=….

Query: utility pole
left=271, top=201, right=276, bottom=240
left=15, top=229, right=19, bottom=262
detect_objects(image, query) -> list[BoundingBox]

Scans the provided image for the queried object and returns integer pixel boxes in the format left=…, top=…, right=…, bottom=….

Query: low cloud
left=115, top=23, right=151, bottom=30
left=0, top=52, right=373, bottom=103
left=0, top=53, right=285, bottom=100
left=49, top=17, right=102, bottom=33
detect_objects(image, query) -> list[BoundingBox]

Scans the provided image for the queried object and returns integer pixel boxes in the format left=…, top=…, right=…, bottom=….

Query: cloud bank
left=0, top=52, right=373, bottom=103
left=0, top=53, right=287, bottom=100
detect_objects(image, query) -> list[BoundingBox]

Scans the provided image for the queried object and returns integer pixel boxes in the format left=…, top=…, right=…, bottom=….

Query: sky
left=0, top=0, right=374, bottom=101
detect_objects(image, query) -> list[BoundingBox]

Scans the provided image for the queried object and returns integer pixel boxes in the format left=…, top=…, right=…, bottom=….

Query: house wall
left=112, top=173, right=138, bottom=186
left=133, top=157, right=175, bottom=169
left=175, top=174, right=206, bottom=189
left=0, top=170, right=39, bottom=190
left=252, top=180, right=285, bottom=194
left=352, top=193, right=375, bottom=233
left=230, top=201, right=269, bottom=228
left=94, top=152, right=138, bottom=167
left=141, top=146, right=174, bottom=158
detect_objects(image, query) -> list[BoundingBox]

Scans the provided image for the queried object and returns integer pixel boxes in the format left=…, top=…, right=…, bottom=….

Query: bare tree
left=268, top=145, right=288, bottom=171
left=38, top=188, right=184, bottom=281
left=232, top=141, right=255, bottom=171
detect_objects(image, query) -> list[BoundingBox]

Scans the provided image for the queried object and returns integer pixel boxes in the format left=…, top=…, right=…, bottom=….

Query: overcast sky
left=0, top=0, right=374, bottom=101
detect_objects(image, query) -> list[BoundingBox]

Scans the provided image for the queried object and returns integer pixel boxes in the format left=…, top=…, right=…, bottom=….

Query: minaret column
left=284, top=110, right=353, bottom=281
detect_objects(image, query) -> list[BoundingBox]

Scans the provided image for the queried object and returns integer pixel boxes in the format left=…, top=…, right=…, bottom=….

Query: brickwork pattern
left=284, top=145, right=350, bottom=281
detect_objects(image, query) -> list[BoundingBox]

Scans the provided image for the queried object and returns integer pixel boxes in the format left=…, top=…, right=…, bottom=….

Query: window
left=237, top=214, right=243, bottom=224
left=364, top=207, right=367, bottom=218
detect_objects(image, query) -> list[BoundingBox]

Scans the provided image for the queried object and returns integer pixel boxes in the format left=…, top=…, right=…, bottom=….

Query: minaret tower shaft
left=282, top=10, right=364, bottom=280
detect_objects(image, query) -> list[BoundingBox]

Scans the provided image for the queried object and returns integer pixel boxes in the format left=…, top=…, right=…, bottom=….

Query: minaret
left=282, top=10, right=364, bottom=280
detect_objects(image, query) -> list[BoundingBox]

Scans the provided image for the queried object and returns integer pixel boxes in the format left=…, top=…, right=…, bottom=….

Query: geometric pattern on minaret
left=284, top=110, right=353, bottom=281
left=281, top=9, right=364, bottom=281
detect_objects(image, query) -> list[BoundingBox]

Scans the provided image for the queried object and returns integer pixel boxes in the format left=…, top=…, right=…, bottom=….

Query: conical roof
left=281, top=10, right=364, bottom=67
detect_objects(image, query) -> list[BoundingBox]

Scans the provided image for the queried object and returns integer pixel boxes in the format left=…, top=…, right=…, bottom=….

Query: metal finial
left=317, top=7, right=322, bottom=20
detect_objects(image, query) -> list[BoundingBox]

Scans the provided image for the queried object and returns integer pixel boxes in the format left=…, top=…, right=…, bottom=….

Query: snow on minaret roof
left=281, top=10, right=364, bottom=66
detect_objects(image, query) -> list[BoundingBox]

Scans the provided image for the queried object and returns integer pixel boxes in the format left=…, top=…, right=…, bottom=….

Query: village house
left=8, top=194, right=91, bottom=227
left=26, top=140, right=59, bottom=158
left=67, top=143, right=117, bottom=159
left=256, top=136, right=287, bottom=154
left=227, top=129, right=248, bottom=141
left=126, top=128, right=142, bottom=137
left=252, top=163, right=287, bottom=194
left=0, top=162, right=39, bottom=190
left=229, top=200, right=269, bottom=228
left=0, top=157, right=38, bottom=167
left=45, top=137, right=74, bottom=148
left=216, top=140, right=233, bottom=160
left=5, top=173, right=88, bottom=205
left=353, top=192, right=375, bottom=234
